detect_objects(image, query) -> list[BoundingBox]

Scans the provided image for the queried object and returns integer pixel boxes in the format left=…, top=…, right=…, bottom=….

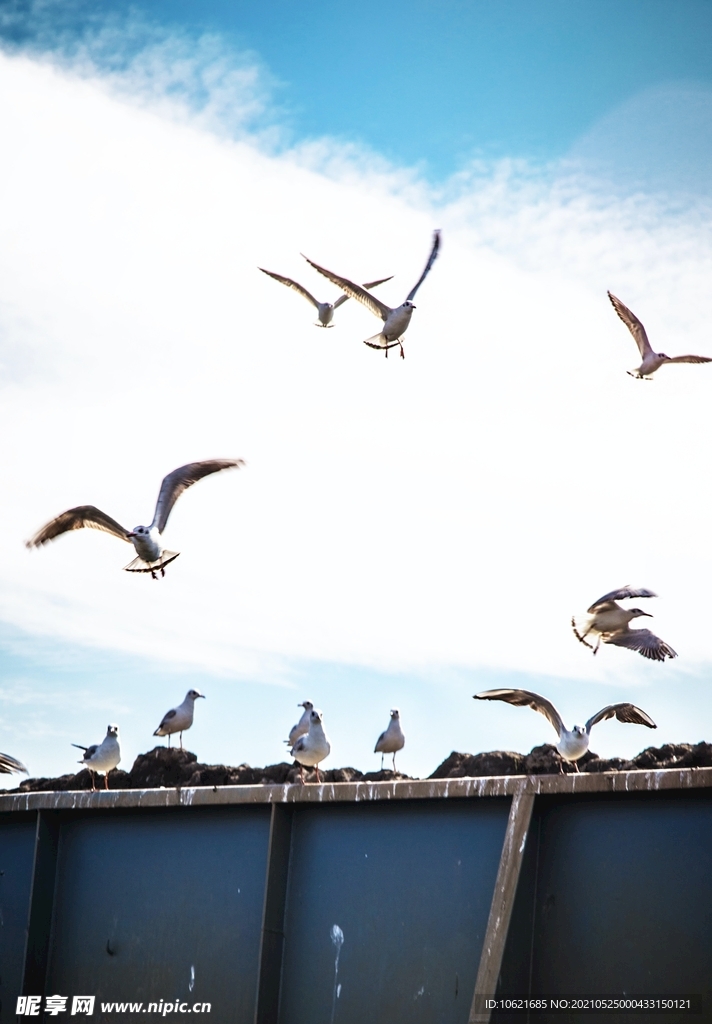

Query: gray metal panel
left=46, top=807, right=271, bottom=1022
left=0, top=816, right=36, bottom=1021
left=498, top=791, right=712, bottom=1023
left=279, top=799, right=510, bottom=1024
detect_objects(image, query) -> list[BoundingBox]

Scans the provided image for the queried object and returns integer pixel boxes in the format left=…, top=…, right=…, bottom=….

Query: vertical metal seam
left=21, top=809, right=60, bottom=1002
left=468, top=786, right=536, bottom=1024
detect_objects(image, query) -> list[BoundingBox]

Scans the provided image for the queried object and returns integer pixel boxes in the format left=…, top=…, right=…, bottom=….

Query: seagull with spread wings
left=571, top=586, right=677, bottom=662
left=302, top=230, right=441, bottom=359
left=259, top=269, right=393, bottom=328
left=608, top=291, right=712, bottom=379
left=474, top=688, right=656, bottom=770
left=26, top=459, right=244, bottom=578
left=0, top=750, right=27, bottom=775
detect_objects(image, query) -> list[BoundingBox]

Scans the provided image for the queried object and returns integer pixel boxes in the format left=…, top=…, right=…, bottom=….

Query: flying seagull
left=474, top=688, right=656, bottom=770
left=0, top=750, right=27, bottom=775
left=571, top=586, right=677, bottom=662
left=154, top=689, right=205, bottom=749
left=290, top=708, right=331, bottom=784
left=608, top=291, right=712, bottom=379
left=259, top=269, right=393, bottom=328
left=374, top=708, right=405, bottom=770
left=72, top=724, right=121, bottom=790
left=284, top=700, right=314, bottom=747
left=26, top=459, right=244, bottom=578
left=303, top=229, right=441, bottom=359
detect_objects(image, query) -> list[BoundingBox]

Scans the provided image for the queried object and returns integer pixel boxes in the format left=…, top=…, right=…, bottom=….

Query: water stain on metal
left=330, top=924, right=344, bottom=1024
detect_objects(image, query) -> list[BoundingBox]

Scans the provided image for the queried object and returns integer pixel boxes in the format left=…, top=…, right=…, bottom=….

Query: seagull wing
left=152, top=459, right=244, bottom=533
left=664, top=354, right=712, bottom=364
left=259, top=268, right=320, bottom=309
left=585, top=703, right=657, bottom=732
left=154, top=708, right=177, bottom=735
left=26, top=506, right=131, bottom=548
left=332, top=275, right=394, bottom=310
left=374, top=730, right=387, bottom=753
left=0, top=751, right=27, bottom=774
left=302, top=257, right=391, bottom=321
left=587, top=586, right=657, bottom=613
left=474, top=688, right=564, bottom=736
left=77, top=744, right=99, bottom=760
left=406, top=229, right=441, bottom=302
left=608, top=292, right=653, bottom=359
left=604, top=628, right=677, bottom=661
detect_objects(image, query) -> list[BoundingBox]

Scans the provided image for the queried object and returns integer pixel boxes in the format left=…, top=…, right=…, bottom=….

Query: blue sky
left=0, top=1, right=712, bottom=783
left=5, top=0, right=712, bottom=175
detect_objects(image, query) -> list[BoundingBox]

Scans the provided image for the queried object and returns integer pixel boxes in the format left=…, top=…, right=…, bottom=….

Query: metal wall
left=1, top=770, right=711, bottom=1024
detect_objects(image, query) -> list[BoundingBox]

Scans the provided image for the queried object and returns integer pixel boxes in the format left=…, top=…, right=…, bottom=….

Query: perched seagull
left=572, top=586, right=677, bottom=662
left=374, top=708, right=405, bottom=770
left=474, top=689, right=656, bottom=771
left=290, top=708, right=331, bottom=784
left=284, top=700, right=314, bottom=747
left=303, top=229, right=441, bottom=359
left=153, top=689, right=205, bottom=749
left=259, top=268, right=393, bottom=328
left=72, top=724, right=121, bottom=791
left=608, top=291, right=712, bottom=379
left=26, top=459, right=244, bottom=578
left=0, top=750, right=28, bottom=775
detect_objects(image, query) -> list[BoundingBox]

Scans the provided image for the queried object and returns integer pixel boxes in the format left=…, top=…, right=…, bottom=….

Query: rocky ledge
left=9, top=740, right=712, bottom=792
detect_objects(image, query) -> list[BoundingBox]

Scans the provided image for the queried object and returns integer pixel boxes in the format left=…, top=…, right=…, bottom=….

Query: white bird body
left=290, top=708, right=330, bottom=782
left=303, top=230, right=440, bottom=359
left=572, top=586, right=677, bottom=662
left=608, top=291, right=712, bottom=379
left=374, top=709, right=405, bottom=770
left=285, top=700, right=314, bottom=746
left=73, top=724, right=121, bottom=789
left=27, top=459, right=244, bottom=578
left=259, top=269, right=393, bottom=328
left=474, top=689, right=656, bottom=769
left=154, top=689, right=205, bottom=748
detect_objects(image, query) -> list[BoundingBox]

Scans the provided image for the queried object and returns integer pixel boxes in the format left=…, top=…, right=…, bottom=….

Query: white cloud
left=0, top=42, right=711, bottom=780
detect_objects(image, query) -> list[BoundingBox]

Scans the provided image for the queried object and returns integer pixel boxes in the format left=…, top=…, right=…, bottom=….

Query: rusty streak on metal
left=1, top=766, right=710, bottom=813
left=469, top=787, right=536, bottom=1024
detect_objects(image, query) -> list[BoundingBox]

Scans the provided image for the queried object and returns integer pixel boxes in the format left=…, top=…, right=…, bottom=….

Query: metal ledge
left=2, top=764, right=711, bottom=813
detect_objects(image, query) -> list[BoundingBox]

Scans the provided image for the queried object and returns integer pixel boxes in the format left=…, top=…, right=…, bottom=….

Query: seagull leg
left=104, top=772, right=109, bottom=790
left=399, top=339, right=405, bottom=359
left=392, top=752, right=397, bottom=771
left=179, top=731, right=183, bottom=750
left=573, top=761, right=580, bottom=773
left=151, top=570, right=158, bottom=580
left=592, top=634, right=601, bottom=655
left=299, top=764, right=305, bottom=785
left=160, top=567, right=165, bottom=578
left=90, top=770, right=96, bottom=791
left=168, top=735, right=171, bottom=749
left=380, top=753, right=384, bottom=770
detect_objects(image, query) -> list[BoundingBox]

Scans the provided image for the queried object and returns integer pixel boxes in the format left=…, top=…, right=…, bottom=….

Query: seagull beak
left=127, top=532, right=136, bottom=539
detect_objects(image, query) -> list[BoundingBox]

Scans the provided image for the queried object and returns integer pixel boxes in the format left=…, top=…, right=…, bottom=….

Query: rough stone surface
left=11, top=747, right=414, bottom=792
left=10, top=741, right=712, bottom=792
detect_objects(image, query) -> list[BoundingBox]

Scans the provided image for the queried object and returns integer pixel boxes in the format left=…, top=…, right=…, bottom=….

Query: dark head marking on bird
left=630, top=608, right=653, bottom=618
left=188, top=689, right=205, bottom=700
left=128, top=525, right=150, bottom=538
